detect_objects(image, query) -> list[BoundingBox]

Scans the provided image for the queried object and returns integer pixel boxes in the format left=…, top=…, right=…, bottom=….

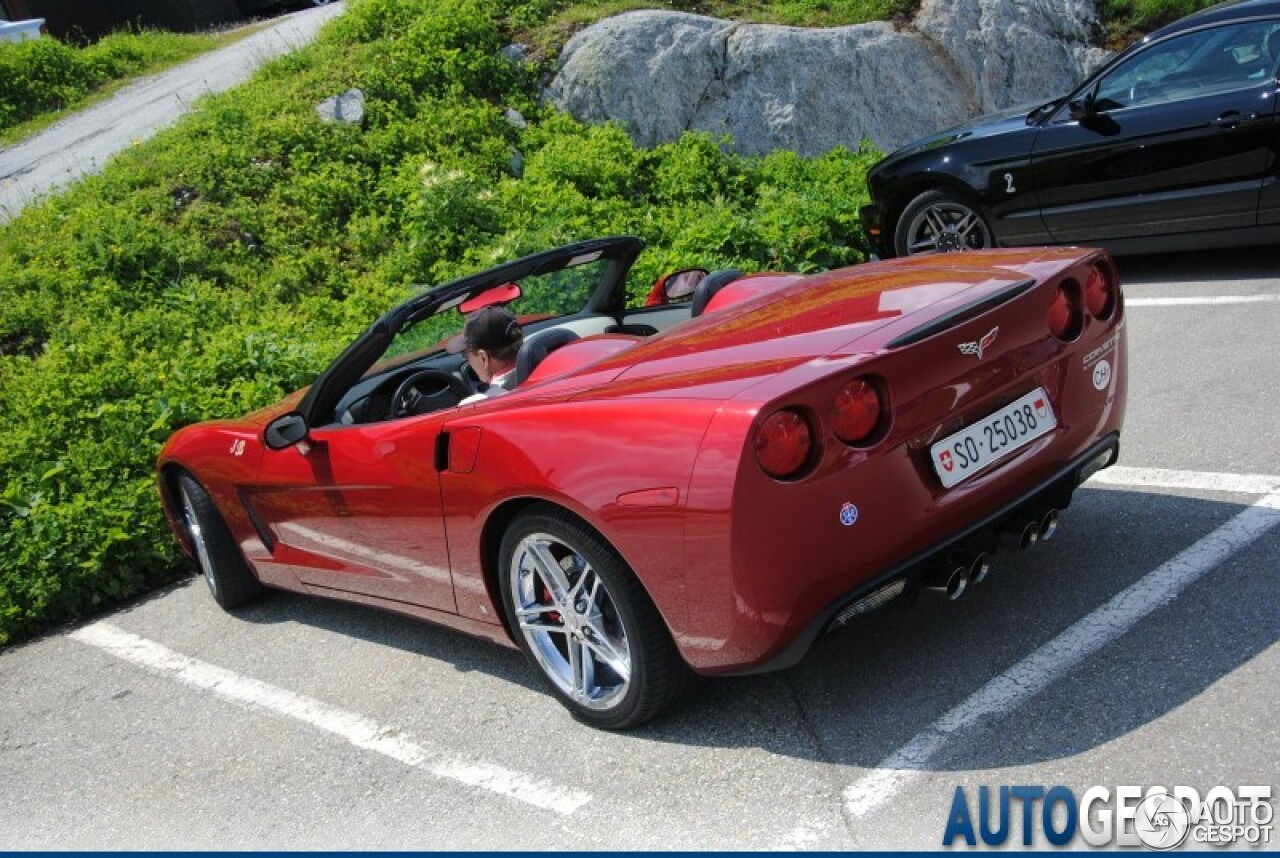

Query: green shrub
left=1096, top=0, right=1219, bottom=44
left=0, top=0, right=879, bottom=647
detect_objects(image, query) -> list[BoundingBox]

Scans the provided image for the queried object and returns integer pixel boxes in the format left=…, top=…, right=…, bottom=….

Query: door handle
left=1213, top=110, right=1259, bottom=130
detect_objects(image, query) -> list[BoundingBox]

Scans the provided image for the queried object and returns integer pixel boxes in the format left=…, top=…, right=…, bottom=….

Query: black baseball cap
left=450, top=306, right=523, bottom=353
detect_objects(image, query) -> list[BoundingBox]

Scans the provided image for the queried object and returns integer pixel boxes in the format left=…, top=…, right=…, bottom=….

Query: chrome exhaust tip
left=922, top=564, right=970, bottom=601
left=948, top=550, right=992, bottom=584
left=1038, top=509, right=1060, bottom=542
left=969, top=552, right=992, bottom=584
left=999, top=519, right=1040, bottom=551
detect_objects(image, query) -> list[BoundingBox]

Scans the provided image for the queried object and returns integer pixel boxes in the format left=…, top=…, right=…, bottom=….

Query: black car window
left=1093, top=20, right=1277, bottom=112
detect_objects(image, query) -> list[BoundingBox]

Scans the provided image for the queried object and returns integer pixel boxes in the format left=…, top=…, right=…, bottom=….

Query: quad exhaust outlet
left=923, top=509, right=1064, bottom=603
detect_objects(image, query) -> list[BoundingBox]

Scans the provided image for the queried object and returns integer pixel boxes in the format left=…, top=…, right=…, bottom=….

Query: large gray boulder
left=695, top=22, right=977, bottom=157
left=546, top=1, right=1111, bottom=155
left=546, top=12, right=735, bottom=148
left=915, top=0, right=1104, bottom=111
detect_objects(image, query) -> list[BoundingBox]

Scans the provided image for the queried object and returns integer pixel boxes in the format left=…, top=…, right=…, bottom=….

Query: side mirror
left=264, top=412, right=310, bottom=451
left=1068, top=92, right=1096, bottom=120
left=645, top=268, right=709, bottom=306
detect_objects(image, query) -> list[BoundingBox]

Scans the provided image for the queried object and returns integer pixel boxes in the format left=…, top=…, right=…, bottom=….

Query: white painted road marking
left=1091, top=466, right=1280, bottom=495
left=843, top=482, right=1280, bottom=819
left=68, top=622, right=592, bottom=816
left=1127, top=295, right=1280, bottom=307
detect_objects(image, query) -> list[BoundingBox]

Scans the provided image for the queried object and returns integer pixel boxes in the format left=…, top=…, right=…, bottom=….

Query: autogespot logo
left=942, top=784, right=1274, bottom=849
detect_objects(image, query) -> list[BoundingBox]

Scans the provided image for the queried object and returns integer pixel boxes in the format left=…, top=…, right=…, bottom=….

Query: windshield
left=377, top=256, right=611, bottom=367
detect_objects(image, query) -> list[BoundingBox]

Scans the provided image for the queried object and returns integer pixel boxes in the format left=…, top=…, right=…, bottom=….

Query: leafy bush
left=0, top=0, right=879, bottom=647
left=1096, top=0, right=1220, bottom=45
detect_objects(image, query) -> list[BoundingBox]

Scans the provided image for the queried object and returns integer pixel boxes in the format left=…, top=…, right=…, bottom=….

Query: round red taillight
left=1085, top=264, right=1115, bottom=319
left=832, top=378, right=882, bottom=444
left=1047, top=281, right=1083, bottom=341
left=755, top=409, right=812, bottom=479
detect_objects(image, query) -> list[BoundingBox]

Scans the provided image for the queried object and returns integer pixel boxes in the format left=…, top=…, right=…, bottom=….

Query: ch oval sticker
left=1092, top=359, right=1112, bottom=391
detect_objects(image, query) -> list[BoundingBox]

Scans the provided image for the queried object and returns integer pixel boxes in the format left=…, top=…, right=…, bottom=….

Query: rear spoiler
left=886, top=278, right=1036, bottom=349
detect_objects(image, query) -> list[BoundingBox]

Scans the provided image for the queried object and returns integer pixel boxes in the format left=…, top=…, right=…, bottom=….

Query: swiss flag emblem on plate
left=1034, top=398, right=1048, bottom=420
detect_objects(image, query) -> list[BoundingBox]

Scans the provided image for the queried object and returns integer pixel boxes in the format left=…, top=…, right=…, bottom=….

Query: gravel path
left=0, top=3, right=345, bottom=223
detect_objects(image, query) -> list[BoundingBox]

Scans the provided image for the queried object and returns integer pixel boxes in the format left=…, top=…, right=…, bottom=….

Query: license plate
left=930, top=389, right=1057, bottom=488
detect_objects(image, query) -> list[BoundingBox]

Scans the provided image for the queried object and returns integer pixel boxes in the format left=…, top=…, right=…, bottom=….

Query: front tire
left=894, top=188, right=993, bottom=256
left=176, top=473, right=263, bottom=610
left=498, top=506, right=689, bottom=729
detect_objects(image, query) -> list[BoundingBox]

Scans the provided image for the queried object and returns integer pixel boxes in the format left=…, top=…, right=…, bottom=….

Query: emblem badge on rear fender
left=839, top=502, right=859, bottom=526
left=958, top=327, right=999, bottom=360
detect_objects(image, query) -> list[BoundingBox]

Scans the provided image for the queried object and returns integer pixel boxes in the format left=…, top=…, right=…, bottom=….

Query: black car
left=859, top=0, right=1280, bottom=257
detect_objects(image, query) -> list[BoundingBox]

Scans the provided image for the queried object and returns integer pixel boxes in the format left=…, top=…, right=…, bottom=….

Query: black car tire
left=176, top=473, right=263, bottom=609
left=499, top=505, right=690, bottom=729
left=894, top=188, right=994, bottom=256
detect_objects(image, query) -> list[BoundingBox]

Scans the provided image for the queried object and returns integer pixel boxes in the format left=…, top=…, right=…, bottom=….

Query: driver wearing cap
left=457, top=306, right=523, bottom=405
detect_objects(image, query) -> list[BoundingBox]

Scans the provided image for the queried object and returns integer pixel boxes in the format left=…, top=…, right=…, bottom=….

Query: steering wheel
left=459, top=360, right=483, bottom=394
left=390, top=369, right=470, bottom=418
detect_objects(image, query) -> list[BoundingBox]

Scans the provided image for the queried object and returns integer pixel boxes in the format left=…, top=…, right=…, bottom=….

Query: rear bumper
left=712, top=432, right=1120, bottom=676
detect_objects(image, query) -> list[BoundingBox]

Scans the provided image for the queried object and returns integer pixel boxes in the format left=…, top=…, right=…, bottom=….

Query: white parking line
left=843, top=477, right=1280, bottom=820
left=69, top=622, right=592, bottom=816
left=1090, top=466, right=1280, bottom=495
left=1126, top=295, right=1280, bottom=307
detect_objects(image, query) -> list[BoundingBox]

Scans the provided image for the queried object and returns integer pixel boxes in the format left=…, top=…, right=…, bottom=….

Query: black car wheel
left=176, top=473, right=263, bottom=609
left=894, top=189, right=993, bottom=256
left=499, top=505, right=690, bottom=729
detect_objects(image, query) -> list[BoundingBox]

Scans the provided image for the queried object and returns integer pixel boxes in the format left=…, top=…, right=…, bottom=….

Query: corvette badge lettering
left=958, top=327, right=999, bottom=360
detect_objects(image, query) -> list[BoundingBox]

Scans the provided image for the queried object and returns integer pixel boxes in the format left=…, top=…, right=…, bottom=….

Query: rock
left=546, top=3, right=1111, bottom=154
left=504, top=107, right=528, bottom=130
left=692, top=22, right=978, bottom=157
left=546, top=12, right=733, bottom=148
left=500, top=43, right=530, bottom=65
left=508, top=149, right=525, bottom=178
left=316, top=88, right=365, bottom=125
left=915, top=0, right=1100, bottom=112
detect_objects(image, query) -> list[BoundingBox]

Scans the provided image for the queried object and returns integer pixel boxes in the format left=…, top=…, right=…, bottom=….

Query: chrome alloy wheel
left=179, top=483, right=219, bottom=597
left=509, top=533, right=632, bottom=711
left=903, top=200, right=992, bottom=254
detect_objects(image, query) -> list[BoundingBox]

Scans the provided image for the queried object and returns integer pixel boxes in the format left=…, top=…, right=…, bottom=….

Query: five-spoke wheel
left=499, top=506, right=688, bottom=728
left=894, top=189, right=993, bottom=256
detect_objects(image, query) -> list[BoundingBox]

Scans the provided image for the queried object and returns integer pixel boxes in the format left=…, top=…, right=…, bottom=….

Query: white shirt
left=459, top=369, right=515, bottom=406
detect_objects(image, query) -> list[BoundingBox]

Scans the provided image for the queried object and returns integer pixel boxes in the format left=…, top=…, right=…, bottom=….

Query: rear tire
left=498, top=506, right=689, bottom=729
left=176, top=473, right=263, bottom=610
left=893, top=188, right=993, bottom=256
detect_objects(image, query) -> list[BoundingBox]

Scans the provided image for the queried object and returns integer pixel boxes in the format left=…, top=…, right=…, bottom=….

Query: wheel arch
left=158, top=461, right=195, bottom=556
left=478, top=496, right=678, bottom=649
left=887, top=175, right=986, bottom=244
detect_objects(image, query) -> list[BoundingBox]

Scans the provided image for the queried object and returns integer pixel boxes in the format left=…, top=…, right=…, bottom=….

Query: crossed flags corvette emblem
left=958, top=326, right=999, bottom=360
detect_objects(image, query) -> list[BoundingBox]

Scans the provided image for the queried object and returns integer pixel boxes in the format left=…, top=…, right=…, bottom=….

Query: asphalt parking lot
left=1, top=247, right=1277, bottom=850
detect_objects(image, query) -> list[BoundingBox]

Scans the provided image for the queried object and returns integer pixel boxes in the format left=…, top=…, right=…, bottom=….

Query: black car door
left=1031, top=18, right=1279, bottom=243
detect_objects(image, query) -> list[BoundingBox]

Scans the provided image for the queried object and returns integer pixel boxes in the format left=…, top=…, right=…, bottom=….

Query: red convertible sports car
left=158, top=236, right=1127, bottom=728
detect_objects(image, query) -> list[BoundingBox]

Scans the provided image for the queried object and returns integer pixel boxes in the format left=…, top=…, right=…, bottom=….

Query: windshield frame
left=295, top=236, right=645, bottom=427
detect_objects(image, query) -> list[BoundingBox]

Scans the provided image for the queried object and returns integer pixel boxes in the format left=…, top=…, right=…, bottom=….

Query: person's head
left=461, top=306, right=522, bottom=383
